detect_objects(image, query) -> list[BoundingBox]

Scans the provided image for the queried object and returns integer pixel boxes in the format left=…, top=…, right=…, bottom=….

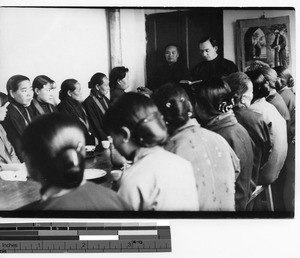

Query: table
left=0, top=149, right=115, bottom=210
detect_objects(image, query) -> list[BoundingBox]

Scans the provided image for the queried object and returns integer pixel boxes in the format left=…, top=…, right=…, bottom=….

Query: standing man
left=270, top=29, right=287, bottom=67
left=191, top=36, right=238, bottom=82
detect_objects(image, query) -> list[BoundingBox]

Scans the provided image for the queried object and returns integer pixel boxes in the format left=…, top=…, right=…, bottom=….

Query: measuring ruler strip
left=0, top=240, right=171, bottom=253
left=0, top=222, right=171, bottom=253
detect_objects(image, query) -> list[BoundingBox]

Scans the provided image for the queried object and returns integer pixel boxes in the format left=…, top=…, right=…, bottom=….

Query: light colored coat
left=165, top=119, right=239, bottom=211
left=118, top=146, right=199, bottom=211
left=249, top=98, right=288, bottom=184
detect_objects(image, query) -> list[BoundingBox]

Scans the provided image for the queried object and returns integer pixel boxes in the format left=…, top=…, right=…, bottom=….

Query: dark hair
left=137, top=87, right=153, bottom=97
left=198, top=36, right=218, bottom=47
left=273, top=66, right=294, bottom=91
left=0, top=92, right=8, bottom=107
left=22, top=113, right=85, bottom=189
left=246, top=60, right=270, bottom=72
left=104, top=92, right=167, bottom=147
left=194, top=79, right=233, bottom=116
left=259, top=67, right=278, bottom=89
left=164, top=43, right=180, bottom=53
left=246, top=69, right=270, bottom=101
left=223, top=72, right=252, bottom=106
left=109, top=66, right=129, bottom=88
left=88, top=73, right=107, bottom=89
left=32, top=75, right=55, bottom=98
left=6, top=75, right=30, bottom=97
left=59, top=79, right=78, bottom=100
left=152, top=83, right=192, bottom=135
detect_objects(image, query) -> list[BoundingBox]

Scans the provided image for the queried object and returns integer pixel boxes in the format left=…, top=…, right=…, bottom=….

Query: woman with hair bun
left=194, top=79, right=254, bottom=211
left=109, top=66, right=129, bottom=102
left=83, top=73, right=110, bottom=142
left=57, top=79, right=97, bottom=146
left=273, top=66, right=295, bottom=142
left=246, top=70, right=287, bottom=186
left=104, top=92, right=199, bottom=211
left=152, top=83, right=239, bottom=211
left=19, top=113, right=130, bottom=210
left=247, top=69, right=289, bottom=211
left=258, top=67, right=290, bottom=121
left=273, top=66, right=295, bottom=211
left=224, top=72, right=272, bottom=190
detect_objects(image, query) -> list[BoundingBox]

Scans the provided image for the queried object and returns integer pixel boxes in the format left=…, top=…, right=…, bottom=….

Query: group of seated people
left=0, top=37, right=295, bottom=212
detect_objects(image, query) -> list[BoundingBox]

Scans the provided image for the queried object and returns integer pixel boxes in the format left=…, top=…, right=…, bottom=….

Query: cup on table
left=101, top=140, right=110, bottom=149
left=110, top=170, right=123, bottom=181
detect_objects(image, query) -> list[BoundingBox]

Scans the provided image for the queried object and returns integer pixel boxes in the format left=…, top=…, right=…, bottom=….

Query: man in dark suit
left=191, top=36, right=238, bottom=82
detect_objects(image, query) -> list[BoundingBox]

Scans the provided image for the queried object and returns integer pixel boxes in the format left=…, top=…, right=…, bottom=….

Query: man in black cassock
left=191, top=36, right=238, bottom=82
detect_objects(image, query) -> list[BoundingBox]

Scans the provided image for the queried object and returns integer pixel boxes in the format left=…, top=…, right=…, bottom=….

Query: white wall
left=120, top=9, right=147, bottom=91
left=0, top=8, right=148, bottom=99
left=0, top=8, right=110, bottom=100
left=223, top=9, right=295, bottom=75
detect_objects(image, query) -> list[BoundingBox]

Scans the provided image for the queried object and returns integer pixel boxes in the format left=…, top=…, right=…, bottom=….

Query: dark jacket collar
left=205, top=110, right=237, bottom=131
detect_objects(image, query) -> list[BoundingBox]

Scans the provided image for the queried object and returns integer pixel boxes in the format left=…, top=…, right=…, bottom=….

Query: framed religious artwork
left=236, top=15, right=290, bottom=71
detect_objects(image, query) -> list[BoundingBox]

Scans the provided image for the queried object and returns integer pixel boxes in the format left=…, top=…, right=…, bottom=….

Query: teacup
left=110, top=170, right=123, bottom=181
left=101, top=140, right=110, bottom=149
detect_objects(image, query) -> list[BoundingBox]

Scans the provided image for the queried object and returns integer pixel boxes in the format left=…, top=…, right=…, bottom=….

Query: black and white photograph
left=0, top=2, right=298, bottom=257
left=0, top=5, right=295, bottom=216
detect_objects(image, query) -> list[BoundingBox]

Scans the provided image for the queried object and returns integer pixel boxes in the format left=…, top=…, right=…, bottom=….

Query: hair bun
left=134, top=111, right=167, bottom=147
left=288, top=77, right=294, bottom=88
left=55, top=148, right=84, bottom=188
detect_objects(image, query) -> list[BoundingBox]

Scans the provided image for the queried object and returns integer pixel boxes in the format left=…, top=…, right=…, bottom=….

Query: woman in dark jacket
left=57, top=79, right=97, bottom=146
left=31, top=75, right=58, bottom=116
left=224, top=72, right=272, bottom=190
left=194, top=78, right=255, bottom=211
left=2, top=75, right=36, bottom=161
left=83, top=73, right=110, bottom=142
left=109, top=66, right=129, bottom=102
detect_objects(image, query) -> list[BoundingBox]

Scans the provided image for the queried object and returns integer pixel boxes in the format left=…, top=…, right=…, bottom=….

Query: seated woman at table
left=224, top=72, right=272, bottom=188
left=104, top=92, right=199, bottom=211
left=246, top=70, right=288, bottom=186
left=83, top=73, right=110, bottom=143
left=247, top=69, right=289, bottom=211
left=259, top=67, right=290, bottom=122
left=194, top=79, right=254, bottom=211
left=0, top=92, right=26, bottom=172
left=2, top=75, right=35, bottom=161
left=273, top=66, right=295, bottom=142
left=109, top=66, right=129, bottom=102
left=31, top=75, right=58, bottom=116
left=273, top=66, right=295, bottom=211
left=57, top=79, right=97, bottom=146
left=19, top=112, right=130, bottom=210
left=152, top=83, right=239, bottom=211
